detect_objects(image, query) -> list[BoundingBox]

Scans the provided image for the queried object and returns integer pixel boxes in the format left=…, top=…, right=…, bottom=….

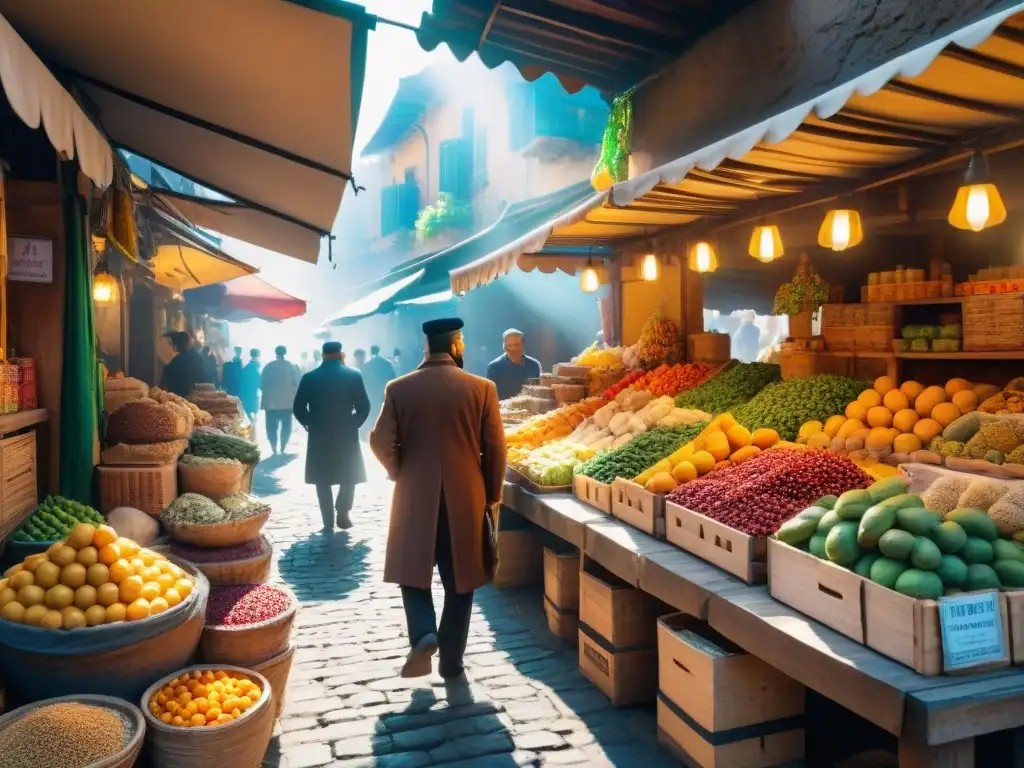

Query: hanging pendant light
left=818, top=208, right=864, bottom=251
left=949, top=151, right=1006, bottom=232
left=580, top=255, right=600, bottom=294
left=687, top=241, right=718, bottom=273
left=748, top=224, right=783, bottom=263
left=93, top=264, right=117, bottom=305
left=640, top=252, right=660, bottom=281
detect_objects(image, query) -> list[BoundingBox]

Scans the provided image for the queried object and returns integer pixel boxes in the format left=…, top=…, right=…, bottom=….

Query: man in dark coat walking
left=293, top=341, right=371, bottom=532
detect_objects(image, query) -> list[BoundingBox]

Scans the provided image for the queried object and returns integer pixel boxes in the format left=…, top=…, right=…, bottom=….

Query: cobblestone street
left=255, top=433, right=678, bottom=768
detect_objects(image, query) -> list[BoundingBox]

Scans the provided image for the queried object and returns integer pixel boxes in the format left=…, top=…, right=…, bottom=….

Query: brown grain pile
left=0, top=702, right=127, bottom=768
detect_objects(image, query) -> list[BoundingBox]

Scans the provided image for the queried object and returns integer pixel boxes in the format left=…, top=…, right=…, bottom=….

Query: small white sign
left=939, top=591, right=1007, bottom=671
left=7, top=237, right=53, bottom=283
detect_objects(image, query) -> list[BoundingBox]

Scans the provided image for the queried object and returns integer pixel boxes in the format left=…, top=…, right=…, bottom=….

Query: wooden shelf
left=0, top=409, right=48, bottom=436
left=895, top=351, right=1024, bottom=361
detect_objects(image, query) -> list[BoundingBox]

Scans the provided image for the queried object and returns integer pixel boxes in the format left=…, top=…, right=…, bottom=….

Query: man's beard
left=452, top=353, right=464, bottom=369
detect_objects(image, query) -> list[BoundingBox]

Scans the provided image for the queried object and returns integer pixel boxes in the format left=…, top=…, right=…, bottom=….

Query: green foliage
left=772, top=270, right=830, bottom=317
left=415, top=193, right=473, bottom=241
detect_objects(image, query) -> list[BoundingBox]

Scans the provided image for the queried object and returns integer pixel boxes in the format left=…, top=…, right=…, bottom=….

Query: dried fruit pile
left=635, top=312, right=680, bottom=368
left=149, top=668, right=262, bottom=727
left=206, top=584, right=291, bottom=627
left=0, top=701, right=128, bottom=768
left=667, top=448, right=871, bottom=536
left=627, top=363, right=715, bottom=398
left=170, top=537, right=268, bottom=564
left=505, top=398, right=606, bottom=450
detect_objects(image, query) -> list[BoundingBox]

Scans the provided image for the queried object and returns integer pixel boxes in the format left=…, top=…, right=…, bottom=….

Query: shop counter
left=503, top=481, right=1024, bottom=764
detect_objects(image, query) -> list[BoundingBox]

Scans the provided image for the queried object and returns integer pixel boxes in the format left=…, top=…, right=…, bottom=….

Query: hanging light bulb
left=818, top=208, right=864, bottom=251
left=640, top=252, right=660, bottom=281
left=687, top=241, right=718, bottom=273
left=748, top=224, right=783, bottom=263
left=949, top=151, right=1006, bottom=232
left=580, top=259, right=600, bottom=293
left=93, top=269, right=117, bottom=305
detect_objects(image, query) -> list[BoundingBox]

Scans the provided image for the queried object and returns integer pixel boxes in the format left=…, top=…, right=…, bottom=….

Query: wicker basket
left=0, top=694, right=145, bottom=768
left=140, top=666, right=275, bottom=768
left=240, top=464, right=254, bottom=494
left=178, top=460, right=244, bottom=499
left=687, top=332, right=731, bottom=364
left=164, top=509, right=270, bottom=548
left=197, top=587, right=296, bottom=667
left=963, top=294, right=1024, bottom=351
left=190, top=537, right=273, bottom=587
left=251, top=643, right=295, bottom=720
left=98, top=463, right=178, bottom=517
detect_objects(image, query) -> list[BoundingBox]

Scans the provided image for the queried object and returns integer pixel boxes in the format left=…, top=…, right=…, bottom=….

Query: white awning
left=0, top=12, right=111, bottom=187
left=0, top=0, right=374, bottom=263
left=450, top=3, right=1024, bottom=292
left=323, top=269, right=427, bottom=327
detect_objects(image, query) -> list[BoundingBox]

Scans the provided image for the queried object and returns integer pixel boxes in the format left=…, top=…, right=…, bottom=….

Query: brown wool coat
left=369, top=355, right=506, bottom=593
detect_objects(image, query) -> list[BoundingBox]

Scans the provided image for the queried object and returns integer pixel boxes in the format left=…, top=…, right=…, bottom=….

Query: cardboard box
left=666, top=502, right=767, bottom=585
left=612, top=478, right=666, bottom=538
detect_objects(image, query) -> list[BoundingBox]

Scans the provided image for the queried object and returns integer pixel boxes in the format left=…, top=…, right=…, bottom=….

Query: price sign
left=7, top=237, right=53, bottom=283
left=939, top=591, right=1007, bottom=671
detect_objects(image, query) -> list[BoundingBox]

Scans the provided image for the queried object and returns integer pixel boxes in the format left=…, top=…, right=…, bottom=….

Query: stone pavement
left=253, top=431, right=680, bottom=768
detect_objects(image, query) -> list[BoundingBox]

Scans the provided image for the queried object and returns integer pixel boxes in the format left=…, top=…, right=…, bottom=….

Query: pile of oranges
left=150, top=669, right=262, bottom=727
left=0, top=523, right=195, bottom=628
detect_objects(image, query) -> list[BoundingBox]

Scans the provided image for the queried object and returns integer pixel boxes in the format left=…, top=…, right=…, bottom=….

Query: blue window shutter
left=474, top=127, right=488, bottom=189
left=380, top=184, right=401, bottom=236
left=439, top=138, right=472, bottom=201
left=398, top=181, right=419, bottom=230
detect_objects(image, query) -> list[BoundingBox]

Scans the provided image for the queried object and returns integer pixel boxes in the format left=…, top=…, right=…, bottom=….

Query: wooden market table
left=502, top=482, right=1024, bottom=767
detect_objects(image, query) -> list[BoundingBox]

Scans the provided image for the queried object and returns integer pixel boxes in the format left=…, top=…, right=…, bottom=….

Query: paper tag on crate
left=939, top=591, right=1007, bottom=671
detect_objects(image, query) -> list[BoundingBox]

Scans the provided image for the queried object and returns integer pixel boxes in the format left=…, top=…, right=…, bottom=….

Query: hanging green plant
left=772, top=254, right=831, bottom=316
left=591, top=89, right=633, bottom=191
left=414, top=193, right=473, bottom=241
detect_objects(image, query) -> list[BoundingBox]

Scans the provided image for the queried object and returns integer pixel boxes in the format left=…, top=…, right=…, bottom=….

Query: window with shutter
left=380, top=184, right=401, bottom=237
left=398, top=180, right=419, bottom=230
left=438, top=138, right=473, bottom=201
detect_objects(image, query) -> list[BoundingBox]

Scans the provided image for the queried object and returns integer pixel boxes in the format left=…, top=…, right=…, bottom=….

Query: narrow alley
left=256, top=436, right=679, bottom=768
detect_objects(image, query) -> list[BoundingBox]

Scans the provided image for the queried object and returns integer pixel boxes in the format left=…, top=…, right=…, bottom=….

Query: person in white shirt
left=260, top=345, right=302, bottom=454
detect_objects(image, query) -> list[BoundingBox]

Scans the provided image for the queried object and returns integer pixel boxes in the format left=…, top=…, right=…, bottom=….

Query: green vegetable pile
left=188, top=431, right=260, bottom=465
left=11, top=496, right=104, bottom=542
left=732, top=374, right=865, bottom=441
left=776, top=477, right=1024, bottom=598
left=577, top=423, right=706, bottom=484
left=674, top=363, right=780, bottom=415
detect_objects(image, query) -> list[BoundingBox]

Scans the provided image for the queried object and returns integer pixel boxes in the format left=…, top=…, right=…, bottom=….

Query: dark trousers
left=401, top=502, right=474, bottom=678
left=265, top=410, right=293, bottom=451
left=316, top=483, right=355, bottom=529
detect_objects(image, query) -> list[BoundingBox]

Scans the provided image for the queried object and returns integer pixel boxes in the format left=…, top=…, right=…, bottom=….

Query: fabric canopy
left=416, top=0, right=756, bottom=95
left=185, top=275, right=307, bottom=323
left=0, top=0, right=375, bottom=264
left=450, top=4, right=1024, bottom=293
left=0, top=12, right=111, bottom=187
left=323, top=269, right=427, bottom=327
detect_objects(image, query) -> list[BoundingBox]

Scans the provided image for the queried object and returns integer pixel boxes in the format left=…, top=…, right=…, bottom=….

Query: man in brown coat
left=370, top=318, right=506, bottom=679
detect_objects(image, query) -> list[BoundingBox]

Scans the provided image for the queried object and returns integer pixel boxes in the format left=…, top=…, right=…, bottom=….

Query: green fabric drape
left=59, top=160, right=99, bottom=503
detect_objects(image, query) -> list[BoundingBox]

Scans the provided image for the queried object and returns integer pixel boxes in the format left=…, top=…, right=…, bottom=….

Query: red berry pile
left=206, top=584, right=291, bottom=627
left=667, top=448, right=871, bottom=536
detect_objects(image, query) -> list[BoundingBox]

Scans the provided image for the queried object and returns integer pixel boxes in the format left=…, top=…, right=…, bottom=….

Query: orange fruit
left=75, top=546, right=99, bottom=568
left=50, top=546, right=77, bottom=568
left=97, top=582, right=120, bottom=607
left=139, top=550, right=157, bottom=567
left=156, top=573, right=176, bottom=592
left=86, top=563, right=110, bottom=588
left=33, top=561, right=60, bottom=590
left=108, top=560, right=131, bottom=584
left=23, top=554, right=48, bottom=573
left=40, top=610, right=63, bottom=629
left=97, top=544, right=121, bottom=567
left=60, top=563, right=87, bottom=589
left=217, top=714, right=233, bottom=724
left=74, top=585, right=98, bottom=611
left=206, top=707, right=222, bottom=722
left=125, top=598, right=150, bottom=621
left=66, top=523, right=97, bottom=550
left=119, top=575, right=143, bottom=604
left=61, top=607, right=87, bottom=630
left=190, top=714, right=206, bottom=727
left=174, top=579, right=193, bottom=599
left=129, top=558, right=146, bottom=573
left=160, top=712, right=173, bottom=724
left=118, top=538, right=140, bottom=558
left=92, top=525, right=118, bottom=549
left=104, top=602, right=127, bottom=623
left=171, top=716, right=184, bottom=727
left=141, top=566, right=161, bottom=583
left=140, top=582, right=161, bottom=602
left=8, top=570, right=33, bottom=591
left=21, top=605, right=47, bottom=627
left=84, top=604, right=106, bottom=626
left=43, top=585, right=73, bottom=610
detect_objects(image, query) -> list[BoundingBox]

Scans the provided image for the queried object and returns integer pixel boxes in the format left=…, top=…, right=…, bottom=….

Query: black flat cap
left=322, top=341, right=342, bottom=354
left=422, top=318, right=464, bottom=336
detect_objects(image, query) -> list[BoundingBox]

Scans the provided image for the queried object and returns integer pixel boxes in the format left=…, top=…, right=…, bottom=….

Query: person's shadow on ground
left=253, top=453, right=297, bottom=497
left=277, top=531, right=370, bottom=602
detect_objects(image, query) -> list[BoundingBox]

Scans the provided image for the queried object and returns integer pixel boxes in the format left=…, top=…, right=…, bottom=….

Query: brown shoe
left=400, top=633, right=438, bottom=678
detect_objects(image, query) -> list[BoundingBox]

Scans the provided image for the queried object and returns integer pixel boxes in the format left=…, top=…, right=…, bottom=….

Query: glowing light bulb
left=749, top=224, right=784, bottom=262
left=831, top=210, right=851, bottom=250
left=687, top=241, right=718, bottom=273
left=965, top=186, right=991, bottom=232
left=93, top=273, right=117, bottom=304
left=641, top=253, right=659, bottom=281
left=758, top=229, right=773, bottom=261
left=695, top=243, right=711, bottom=272
left=580, top=266, right=600, bottom=293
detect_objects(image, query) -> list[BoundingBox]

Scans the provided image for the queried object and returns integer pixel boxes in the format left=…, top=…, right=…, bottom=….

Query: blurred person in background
left=294, top=341, right=370, bottom=532
left=313, top=349, right=323, bottom=367
left=161, top=331, right=207, bottom=397
left=392, top=348, right=403, bottom=376
left=353, top=349, right=367, bottom=370
left=732, top=311, right=760, bottom=363
left=299, top=351, right=313, bottom=374
left=222, top=346, right=244, bottom=397
left=241, top=349, right=262, bottom=425
left=360, top=345, right=396, bottom=438
left=370, top=318, right=505, bottom=681
left=485, top=329, right=541, bottom=400
left=261, top=345, right=302, bottom=455
left=200, top=346, right=219, bottom=388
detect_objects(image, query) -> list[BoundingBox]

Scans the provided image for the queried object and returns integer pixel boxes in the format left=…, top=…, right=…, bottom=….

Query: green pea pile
left=674, top=363, right=781, bottom=415
left=577, top=423, right=707, bottom=484
left=732, top=374, right=866, bottom=441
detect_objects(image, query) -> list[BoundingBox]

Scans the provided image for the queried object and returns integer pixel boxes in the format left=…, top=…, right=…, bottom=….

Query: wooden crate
left=778, top=351, right=852, bottom=380
left=963, top=294, right=1024, bottom=351
left=580, top=560, right=661, bottom=648
left=579, top=622, right=657, bottom=706
left=687, top=333, right=731, bottom=364
left=611, top=478, right=665, bottom=538
left=658, top=695, right=805, bottom=768
left=493, top=529, right=543, bottom=589
left=544, top=597, right=578, bottom=644
left=573, top=473, right=612, bottom=514
left=657, top=613, right=805, bottom=734
left=822, top=327, right=856, bottom=352
left=544, top=547, right=579, bottom=611
left=768, top=539, right=1012, bottom=676
left=97, top=462, right=178, bottom=517
left=854, top=326, right=894, bottom=352
left=1, top=432, right=37, bottom=527
left=665, top=502, right=767, bottom=584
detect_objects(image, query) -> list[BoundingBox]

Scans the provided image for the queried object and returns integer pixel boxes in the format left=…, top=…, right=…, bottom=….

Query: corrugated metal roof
left=416, top=0, right=758, bottom=94
left=450, top=5, right=1024, bottom=292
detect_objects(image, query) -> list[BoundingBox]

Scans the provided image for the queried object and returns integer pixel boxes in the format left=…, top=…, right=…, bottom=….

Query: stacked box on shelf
left=97, top=462, right=178, bottom=517
left=543, top=547, right=579, bottom=642
left=963, top=294, right=1024, bottom=352
left=578, top=559, right=664, bottom=706
left=665, top=501, right=767, bottom=584
left=493, top=510, right=543, bottom=589
left=573, top=473, right=612, bottom=514
left=611, top=478, right=665, bottom=538
left=0, top=432, right=37, bottom=528
left=657, top=613, right=806, bottom=768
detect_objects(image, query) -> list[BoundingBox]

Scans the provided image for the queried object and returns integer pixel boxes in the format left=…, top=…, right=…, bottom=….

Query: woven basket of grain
left=196, top=588, right=296, bottom=668
left=140, top=666, right=274, bottom=768
left=251, top=643, right=295, bottom=720
left=239, top=463, right=254, bottom=494
left=163, top=509, right=270, bottom=549
left=963, top=294, right=1024, bottom=351
left=102, top=440, right=189, bottom=467
left=177, top=460, right=244, bottom=499
left=182, top=536, right=273, bottom=587
left=0, top=694, right=146, bottom=768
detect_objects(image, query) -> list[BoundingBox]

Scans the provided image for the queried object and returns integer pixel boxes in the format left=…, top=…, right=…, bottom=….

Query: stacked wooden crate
left=543, top=547, right=579, bottom=642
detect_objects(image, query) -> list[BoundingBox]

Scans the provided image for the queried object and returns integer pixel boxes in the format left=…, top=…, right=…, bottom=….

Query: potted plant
left=773, top=253, right=830, bottom=339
